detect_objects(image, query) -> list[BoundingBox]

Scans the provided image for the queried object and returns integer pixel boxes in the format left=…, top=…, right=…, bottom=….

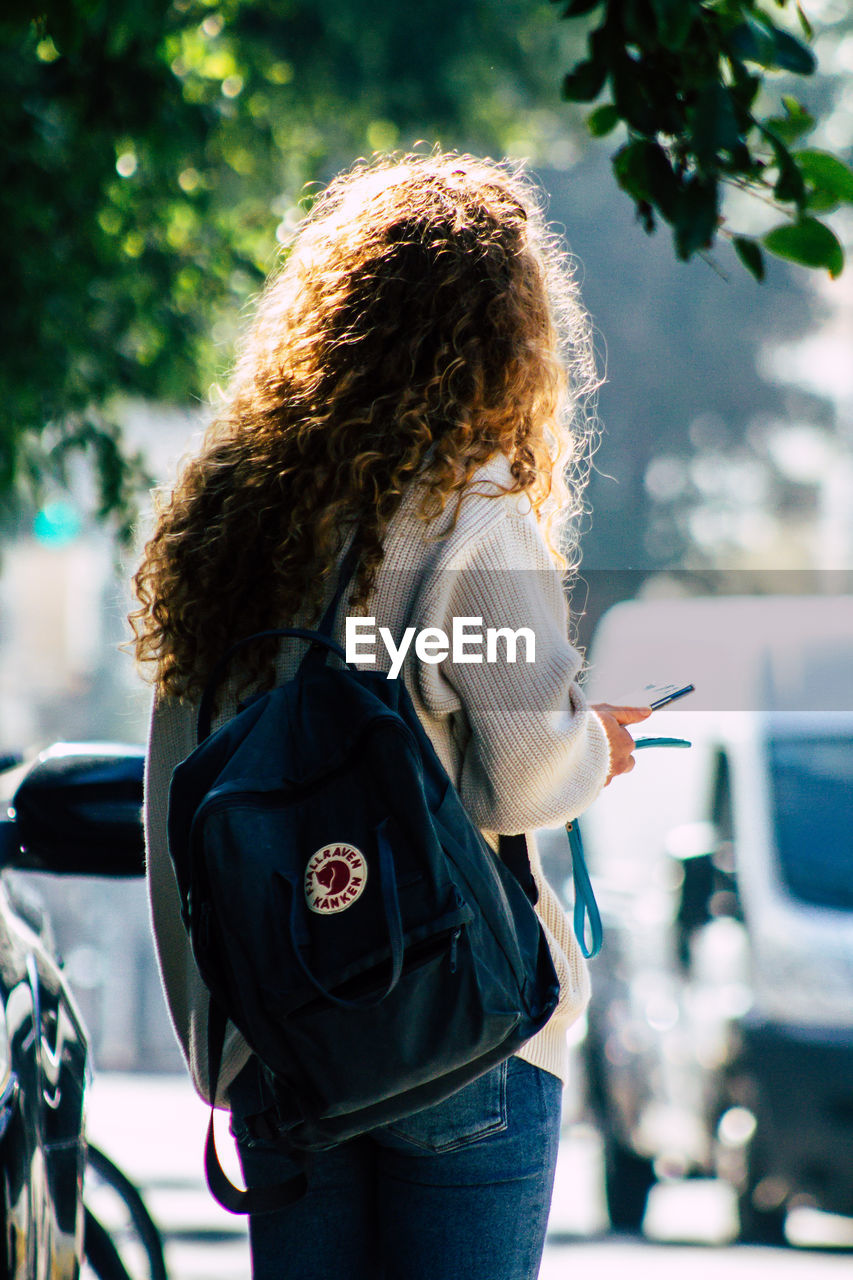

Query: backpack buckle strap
left=244, top=1106, right=286, bottom=1143
left=230, top=1059, right=305, bottom=1143
left=259, top=1069, right=309, bottom=1137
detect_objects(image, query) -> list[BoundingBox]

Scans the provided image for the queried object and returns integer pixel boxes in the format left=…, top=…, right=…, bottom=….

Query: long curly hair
left=130, top=151, right=599, bottom=701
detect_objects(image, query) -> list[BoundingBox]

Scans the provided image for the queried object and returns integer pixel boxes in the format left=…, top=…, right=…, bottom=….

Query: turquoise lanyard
left=567, top=818, right=601, bottom=958
left=568, top=735, right=692, bottom=958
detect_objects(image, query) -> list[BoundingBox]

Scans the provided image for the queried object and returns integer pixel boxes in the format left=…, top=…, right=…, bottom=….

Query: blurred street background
left=82, top=1069, right=853, bottom=1278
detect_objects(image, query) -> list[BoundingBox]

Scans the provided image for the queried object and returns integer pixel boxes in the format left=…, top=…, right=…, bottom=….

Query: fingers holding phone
left=592, top=682, right=695, bottom=785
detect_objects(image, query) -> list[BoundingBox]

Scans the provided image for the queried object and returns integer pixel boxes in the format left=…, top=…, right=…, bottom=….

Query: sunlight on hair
left=131, top=150, right=600, bottom=699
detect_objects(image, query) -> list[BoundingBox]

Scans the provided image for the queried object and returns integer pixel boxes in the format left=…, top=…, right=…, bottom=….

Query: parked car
left=0, top=743, right=146, bottom=1277
left=572, top=594, right=853, bottom=1242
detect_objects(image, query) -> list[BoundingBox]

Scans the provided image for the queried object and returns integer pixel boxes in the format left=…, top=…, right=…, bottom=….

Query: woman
left=131, top=151, right=649, bottom=1279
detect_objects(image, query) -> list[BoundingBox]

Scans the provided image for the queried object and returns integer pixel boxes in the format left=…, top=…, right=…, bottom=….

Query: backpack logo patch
left=305, top=843, right=368, bottom=914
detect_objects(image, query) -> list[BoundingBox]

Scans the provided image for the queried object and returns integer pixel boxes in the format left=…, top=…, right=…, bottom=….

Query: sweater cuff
left=585, top=705, right=612, bottom=789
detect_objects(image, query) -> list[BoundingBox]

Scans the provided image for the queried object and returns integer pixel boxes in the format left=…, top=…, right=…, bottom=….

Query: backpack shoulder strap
left=498, top=834, right=538, bottom=906
left=195, top=534, right=363, bottom=743
left=313, top=532, right=362, bottom=639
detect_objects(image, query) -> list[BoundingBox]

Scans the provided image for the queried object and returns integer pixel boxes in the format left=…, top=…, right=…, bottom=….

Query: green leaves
left=586, top=103, right=619, bottom=137
left=558, top=0, right=604, bottom=15
left=765, top=27, right=816, bottom=75
left=688, top=82, right=741, bottom=164
left=554, top=0, right=847, bottom=281
left=763, top=128, right=806, bottom=205
left=613, top=139, right=653, bottom=202
left=734, top=236, right=765, bottom=281
left=650, top=0, right=696, bottom=50
left=795, top=2, right=813, bottom=41
left=675, top=176, right=719, bottom=260
left=763, top=218, right=845, bottom=278
left=729, top=17, right=815, bottom=74
left=563, top=57, right=608, bottom=102
left=5, top=0, right=607, bottom=525
left=796, top=149, right=853, bottom=213
left=765, top=95, right=814, bottom=145
left=613, top=138, right=716, bottom=254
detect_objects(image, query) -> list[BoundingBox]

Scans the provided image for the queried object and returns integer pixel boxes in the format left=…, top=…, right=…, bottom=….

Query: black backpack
left=167, top=539, right=561, bottom=1212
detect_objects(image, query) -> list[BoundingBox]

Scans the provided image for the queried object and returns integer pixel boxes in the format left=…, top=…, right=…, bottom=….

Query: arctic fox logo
left=315, top=860, right=351, bottom=895
left=305, top=843, right=368, bottom=914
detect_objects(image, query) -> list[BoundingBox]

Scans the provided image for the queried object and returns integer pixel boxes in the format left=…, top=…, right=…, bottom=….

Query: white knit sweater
left=143, top=451, right=611, bottom=1106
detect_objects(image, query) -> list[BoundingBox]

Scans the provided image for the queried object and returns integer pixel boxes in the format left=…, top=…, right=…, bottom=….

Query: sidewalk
left=85, top=1072, right=606, bottom=1277
left=90, top=1072, right=853, bottom=1277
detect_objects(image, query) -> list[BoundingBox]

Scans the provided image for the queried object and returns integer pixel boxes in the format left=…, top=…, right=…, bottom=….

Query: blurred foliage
left=0, top=0, right=583, bottom=534
left=553, top=0, right=853, bottom=279
left=2, top=0, right=851, bottom=549
left=544, top=151, right=835, bottom=587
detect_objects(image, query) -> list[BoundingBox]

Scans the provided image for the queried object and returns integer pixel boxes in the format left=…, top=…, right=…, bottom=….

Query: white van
left=564, top=594, right=853, bottom=1241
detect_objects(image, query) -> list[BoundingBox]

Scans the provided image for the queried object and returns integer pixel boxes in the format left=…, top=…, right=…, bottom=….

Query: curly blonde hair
left=130, top=151, right=599, bottom=701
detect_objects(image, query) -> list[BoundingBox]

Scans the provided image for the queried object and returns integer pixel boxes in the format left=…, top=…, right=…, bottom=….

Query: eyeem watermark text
left=345, top=617, right=535, bottom=679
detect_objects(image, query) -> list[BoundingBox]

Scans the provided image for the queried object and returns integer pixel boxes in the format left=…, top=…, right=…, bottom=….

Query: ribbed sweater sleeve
left=409, top=505, right=611, bottom=833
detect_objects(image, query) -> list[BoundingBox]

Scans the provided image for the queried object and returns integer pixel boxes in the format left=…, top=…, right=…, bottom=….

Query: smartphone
left=638, top=681, right=695, bottom=710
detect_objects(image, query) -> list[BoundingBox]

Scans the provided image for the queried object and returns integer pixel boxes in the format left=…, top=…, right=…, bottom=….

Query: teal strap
left=566, top=820, right=602, bottom=959
left=566, top=736, right=693, bottom=957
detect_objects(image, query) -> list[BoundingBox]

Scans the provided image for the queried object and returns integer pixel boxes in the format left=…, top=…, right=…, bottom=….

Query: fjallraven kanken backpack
left=167, top=539, right=560, bottom=1212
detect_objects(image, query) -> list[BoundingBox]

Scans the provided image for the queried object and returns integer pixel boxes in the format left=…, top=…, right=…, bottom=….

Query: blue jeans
left=230, top=1056, right=562, bottom=1280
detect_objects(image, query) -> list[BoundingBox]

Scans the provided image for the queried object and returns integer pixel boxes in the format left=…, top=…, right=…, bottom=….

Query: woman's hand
left=591, top=703, right=653, bottom=785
